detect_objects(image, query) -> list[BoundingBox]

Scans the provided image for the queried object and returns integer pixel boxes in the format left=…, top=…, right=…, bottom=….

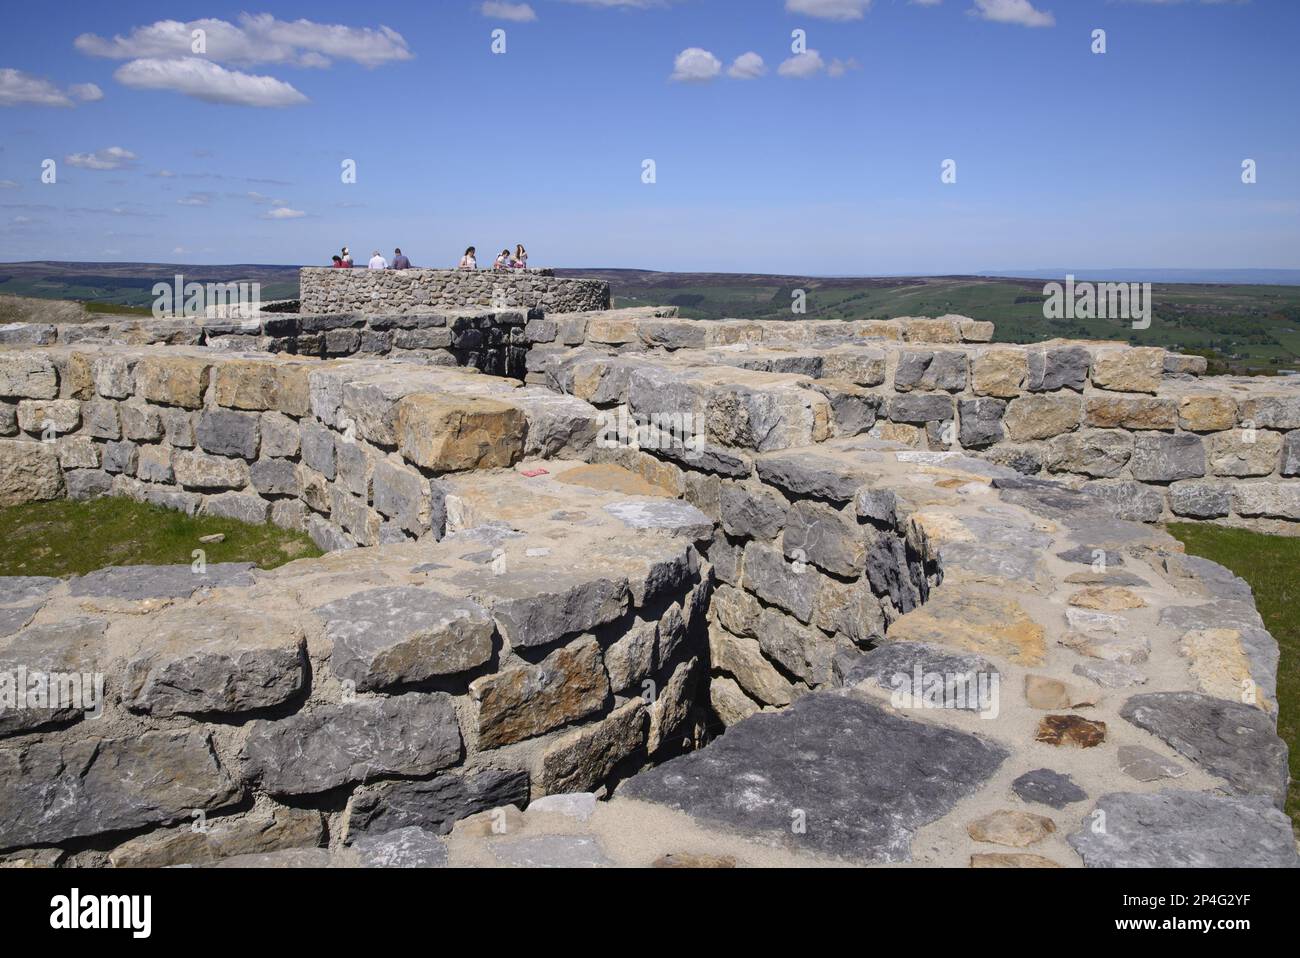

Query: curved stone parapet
left=298, top=267, right=611, bottom=315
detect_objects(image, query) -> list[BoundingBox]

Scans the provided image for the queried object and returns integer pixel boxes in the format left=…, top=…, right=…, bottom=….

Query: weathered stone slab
left=347, top=766, right=529, bottom=838
left=888, top=588, right=1046, bottom=666
left=843, top=640, right=998, bottom=713
left=489, top=834, right=614, bottom=868
left=470, top=636, right=610, bottom=748
left=395, top=394, right=525, bottom=472
left=622, top=693, right=1008, bottom=863
left=0, top=730, right=241, bottom=848
left=541, top=698, right=648, bottom=793
left=241, top=694, right=463, bottom=795
left=1117, top=744, right=1186, bottom=783
left=109, top=806, right=324, bottom=868
left=124, top=605, right=306, bottom=717
left=1010, top=769, right=1087, bottom=810
left=967, top=809, right=1056, bottom=847
left=68, top=563, right=254, bottom=600
left=1120, top=691, right=1289, bottom=807
left=0, top=441, right=62, bottom=507
left=755, top=452, right=866, bottom=502
left=455, top=567, right=629, bottom=649
left=0, top=617, right=105, bottom=736
left=319, top=587, right=495, bottom=692
left=1068, top=790, right=1299, bottom=868
left=351, top=826, right=449, bottom=868
left=602, top=498, right=713, bottom=539
left=782, top=500, right=865, bottom=577
left=740, top=542, right=817, bottom=623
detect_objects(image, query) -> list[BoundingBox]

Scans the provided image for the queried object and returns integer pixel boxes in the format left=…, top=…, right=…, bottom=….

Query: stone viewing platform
left=0, top=302, right=1297, bottom=868
left=298, top=267, right=611, bottom=316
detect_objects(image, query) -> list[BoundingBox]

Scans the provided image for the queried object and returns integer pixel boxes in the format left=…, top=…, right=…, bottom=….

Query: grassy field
left=1167, top=523, right=1300, bottom=830
left=0, top=497, right=320, bottom=577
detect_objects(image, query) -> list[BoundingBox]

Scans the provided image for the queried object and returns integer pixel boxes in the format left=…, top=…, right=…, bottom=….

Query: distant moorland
left=2, top=261, right=1298, bottom=376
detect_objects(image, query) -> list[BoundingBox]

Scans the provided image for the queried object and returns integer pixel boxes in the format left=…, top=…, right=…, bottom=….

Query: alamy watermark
left=596, top=405, right=705, bottom=460
left=1043, top=274, right=1151, bottom=330
left=0, top=667, right=105, bottom=719
left=889, top=664, right=1001, bottom=720
left=152, top=274, right=262, bottom=320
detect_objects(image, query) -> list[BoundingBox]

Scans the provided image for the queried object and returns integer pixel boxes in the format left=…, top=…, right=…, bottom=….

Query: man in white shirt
left=368, top=250, right=387, bottom=270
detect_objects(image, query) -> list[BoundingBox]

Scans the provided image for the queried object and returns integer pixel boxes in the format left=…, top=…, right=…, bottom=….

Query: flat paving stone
left=620, top=691, right=1009, bottom=864
left=489, top=834, right=614, bottom=868
left=1068, top=790, right=1299, bottom=868
left=68, top=563, right=255, bottom=600
left=1011, top=769, right=1088, bottom=810
left=1120, top=691, right=1289, bottom=808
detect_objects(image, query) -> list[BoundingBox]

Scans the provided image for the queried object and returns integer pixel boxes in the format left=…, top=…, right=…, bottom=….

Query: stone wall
left=2, top=304, right=1299, bottom=868
left=298, top=267, right=610, bottom=315
left=526, top=318, right=1300, bottom=531
left=0, top=345, right=602, bottom=551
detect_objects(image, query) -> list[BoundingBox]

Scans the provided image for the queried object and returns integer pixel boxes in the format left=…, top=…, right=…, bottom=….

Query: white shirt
left=368, top=256, right=387, bottom=270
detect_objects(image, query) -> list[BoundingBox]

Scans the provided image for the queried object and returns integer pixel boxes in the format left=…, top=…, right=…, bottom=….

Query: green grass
left=1166, top=523, right=1300, bottom=829
left=83, top=301, right=155, bottom=317
left=0, top=497, right=321, bottom=578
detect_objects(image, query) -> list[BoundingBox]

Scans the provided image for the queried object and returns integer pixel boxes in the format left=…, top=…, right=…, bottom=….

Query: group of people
left=328, top=243, right=530, bottom=271
left=458, top=244, right=528, bottom=271
left=330, top=246, right=412, bottom=270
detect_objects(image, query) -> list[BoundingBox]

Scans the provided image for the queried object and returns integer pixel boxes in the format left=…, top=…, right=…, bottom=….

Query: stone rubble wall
left=298, top=267, right=611, bottom=315
left=526, top=318, right=1300, bottom=531
left=2, top=305, right=1298, bottom=868
left=0, top=344, right=603, bottom=553
left=0, top=480, right=717, bottom=865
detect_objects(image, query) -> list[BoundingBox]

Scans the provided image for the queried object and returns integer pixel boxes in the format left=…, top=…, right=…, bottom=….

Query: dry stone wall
left=1, top=303, right=1298, bottom=868
left=298, top=267, right=610, bottom=315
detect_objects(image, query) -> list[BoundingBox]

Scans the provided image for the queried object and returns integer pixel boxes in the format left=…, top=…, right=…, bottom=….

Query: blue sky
left=0, top=0, right=1296, bottom=275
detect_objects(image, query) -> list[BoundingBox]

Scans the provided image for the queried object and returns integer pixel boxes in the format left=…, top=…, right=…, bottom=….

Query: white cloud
left=262, top=207, right=306, bottom=219
left=75, top=15, right=413, bottom=69
left=114, top=57, right=309, bottom=107
left=785, top=0, right=874, bottom=20
left=670, top=48, right=722, bottom=83
left=778, top=50, right=827, bottom=79
left=481, top=2, right=538, bottom=21
left=727, top=52, right=767, bottom=80
left=557, top=0, right=670, bottom=7
left=970, top=0, right=1055, bottom=27
left=177, top=192, right=214, bottom=206
left=69, top=83, right=104, bottom=102
left=65, top=146, right=138, bottom=170
left=0, top=68, right=102, bottom=108
left=828, top=57, right=862, bottom=77
left=0, top=180, right=19, bottom=189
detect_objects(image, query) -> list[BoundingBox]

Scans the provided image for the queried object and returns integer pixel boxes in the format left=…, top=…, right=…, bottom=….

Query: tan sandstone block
left=1091, top=346, right=1164, bottom=394
left=1084, top=396, right=1177, bottom=430
left=1206, top=430, right=1282, bottom=477
left=0, top=441, right=63, bottom=507
left=970, top=853, right=1062, bottom=868
left=1178, top=628, right=1272, bottom=712
left=395, top=394, right=525, bottom=472
left=213, top=360, right=311, bottom=416
left=135, top=356, right=211, bottom=409
left=971, top=349, right=1028, bottom=398
left=1178, top=395, right=1237, bottom=433
left=1023, top=674, right=1099, bottom=710
left=967, top=810, right=1056, bottom=847
left=1067, top=587, right=1146, bottom=611
left=1004, top=395, right=1082, bottom=440
left=888, top=587, right=1047, bottom=666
